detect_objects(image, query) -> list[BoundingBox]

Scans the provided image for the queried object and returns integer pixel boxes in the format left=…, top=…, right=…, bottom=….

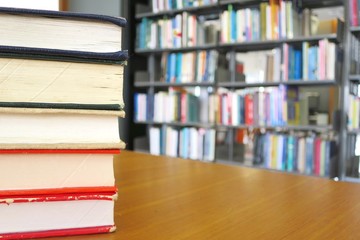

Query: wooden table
left=46, top=151, right=360, bottom=240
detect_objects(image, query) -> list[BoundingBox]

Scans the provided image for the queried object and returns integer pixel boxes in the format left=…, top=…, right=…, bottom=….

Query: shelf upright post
left=339, top=0, right=351, bottom=180
left=228, top=49, right=236, bottom=162
left=147, top=52, right=156, bottom=142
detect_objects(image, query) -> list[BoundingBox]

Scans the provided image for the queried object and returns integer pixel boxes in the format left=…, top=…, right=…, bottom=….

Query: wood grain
left=42, top=151, right=360, bottom=239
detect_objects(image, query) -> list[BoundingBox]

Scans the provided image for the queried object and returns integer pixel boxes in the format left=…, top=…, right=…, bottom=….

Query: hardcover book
left=0, top=191, right=117, bottom=239
left=0, top=7, right=128, bottom=61
left=0, top=149, right=120, bottom=195
left=0, top=57, right=126, bottom=113
left=0, top=110, right=125, bottom=149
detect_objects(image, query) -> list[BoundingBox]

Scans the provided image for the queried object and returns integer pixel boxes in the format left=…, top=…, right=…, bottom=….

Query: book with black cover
left=0, top=57, right=126, bottom=113
left=0, top=7, right=128, bottom=61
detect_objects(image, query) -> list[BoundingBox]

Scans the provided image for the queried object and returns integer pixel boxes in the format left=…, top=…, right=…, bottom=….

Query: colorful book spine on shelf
left=0, top=7, right=127, bottom=239
left=220, top=0, right=306, bottom=43
left=281, top=40, right=335, bottom=81
left=149, top=126, right=216, bottom=161
left=135, top=89, right=215, bottom=124
left=216, top=86, right=289, bottom=126
left=137, top=11, right=219, bottom=49
left=350, top=0, right=359, bottom=27
left=253, top=132, right=333, bottom=177
left=158, top=50, right=218, bottom=83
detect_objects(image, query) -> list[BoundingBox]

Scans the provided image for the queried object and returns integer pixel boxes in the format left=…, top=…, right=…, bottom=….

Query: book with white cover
left=0, top=111, right=125, bottom=149
left=0, top=191, right=117, bottom=239
left=0, top=149, right=119, bottom=194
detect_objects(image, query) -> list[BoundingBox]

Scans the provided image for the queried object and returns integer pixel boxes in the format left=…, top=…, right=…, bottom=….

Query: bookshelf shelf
left=216, top=124, right=333, bottom=132
left=284, top=80, right=338, bottom=86
left=219, top=0, right=267, bottom=7
left=134, top=120, right=215, bottom=128
left=134, top=81, right=215, bottom=88
left=218, top=80, right=337, bottom=88
left=218, top=82, right=280, bottom=88
left=301, top=0, right=343, bottom=8
left=136, top=34, right=337, bottom=54
left=348, top=129, right=360, bottom=134
left=349, top=26, right=360, bottom=33
left=135, top=3, right=219, bottom=19
left=135, top=0, right=342, bottom=20
left=349, top=75, right=360, bottom=81
left=220, top=34, right=338, bottom=50
left=135, top=44, right=218, bottom=54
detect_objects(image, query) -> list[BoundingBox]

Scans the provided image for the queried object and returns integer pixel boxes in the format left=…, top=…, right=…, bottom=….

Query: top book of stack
left=0, top=7, right=128, bottom=115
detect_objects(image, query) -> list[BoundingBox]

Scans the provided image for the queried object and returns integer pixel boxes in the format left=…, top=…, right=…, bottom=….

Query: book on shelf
left=350, top=0, right=360, bottom=27
left=0, top=7, right=128, bottom=61
left=235, top=48, right=281, bottom=83
left=0, top=190, right=117, bottom=239
left=149, top=126, right=216, bottom=161
left=348, top=95, right=360, bottom=130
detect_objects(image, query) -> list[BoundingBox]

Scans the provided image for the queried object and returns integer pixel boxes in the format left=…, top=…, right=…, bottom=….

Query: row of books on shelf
left=221, top=2, right=299, bottom=43
left=137, top=3, right=340, bottom=49
left=151, top=0, right=217, bottom=13
left=146, top=39, right=337, bottom=84
left=221, top=2, right=341, bottom=43
left=149, top=126, right=216, bottom=161
left=237, top=40, right=336, bottom=82
left=160, top=50, right=218, bottom=83
left=134, top=86, right=331, bottom=127
left=216, top=86, right=309, bottom=126
left=145, top=126, right=334, bottom=177
left=251, top=132, right=335, bottom=177
left=137, top=12, right=217, bottom=49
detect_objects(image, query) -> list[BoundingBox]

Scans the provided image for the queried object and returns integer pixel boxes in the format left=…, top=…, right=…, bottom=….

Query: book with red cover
left=0, top=190, right=117, bottom=239
left=314, top=138, right=322, bottom=176
left=245, top=94, right=254, bottom=125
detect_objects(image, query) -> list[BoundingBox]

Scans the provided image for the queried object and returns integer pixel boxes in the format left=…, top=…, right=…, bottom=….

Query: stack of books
left=0, top=8, right=127, bottom=239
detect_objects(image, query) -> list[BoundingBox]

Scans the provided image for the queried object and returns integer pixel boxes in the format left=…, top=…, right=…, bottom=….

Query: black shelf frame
left=134, top=81, right=215, bottom=88
left=135, top=34, right=338, bottom=54
left=135, top=120, right=333, bottom=132
left=135, top=3, right=219, bottom=19
left=218, top=80, right=337, bottom=88
left=349, top=75, right=360, bottom=82
left=134, top=120, right=215, bottom=128
left=135, top=0, right=342, bottom=20
left=216, top=124, right=333, bottom=132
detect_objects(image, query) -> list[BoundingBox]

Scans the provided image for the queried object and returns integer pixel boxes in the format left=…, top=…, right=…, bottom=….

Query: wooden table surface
left=46, top=150, right=360, bottom=240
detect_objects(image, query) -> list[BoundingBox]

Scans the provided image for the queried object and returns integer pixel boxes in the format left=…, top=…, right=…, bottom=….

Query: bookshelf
left=343, top=0, right=360, bottom=182
left=130, top=0, right=346, bottom=179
